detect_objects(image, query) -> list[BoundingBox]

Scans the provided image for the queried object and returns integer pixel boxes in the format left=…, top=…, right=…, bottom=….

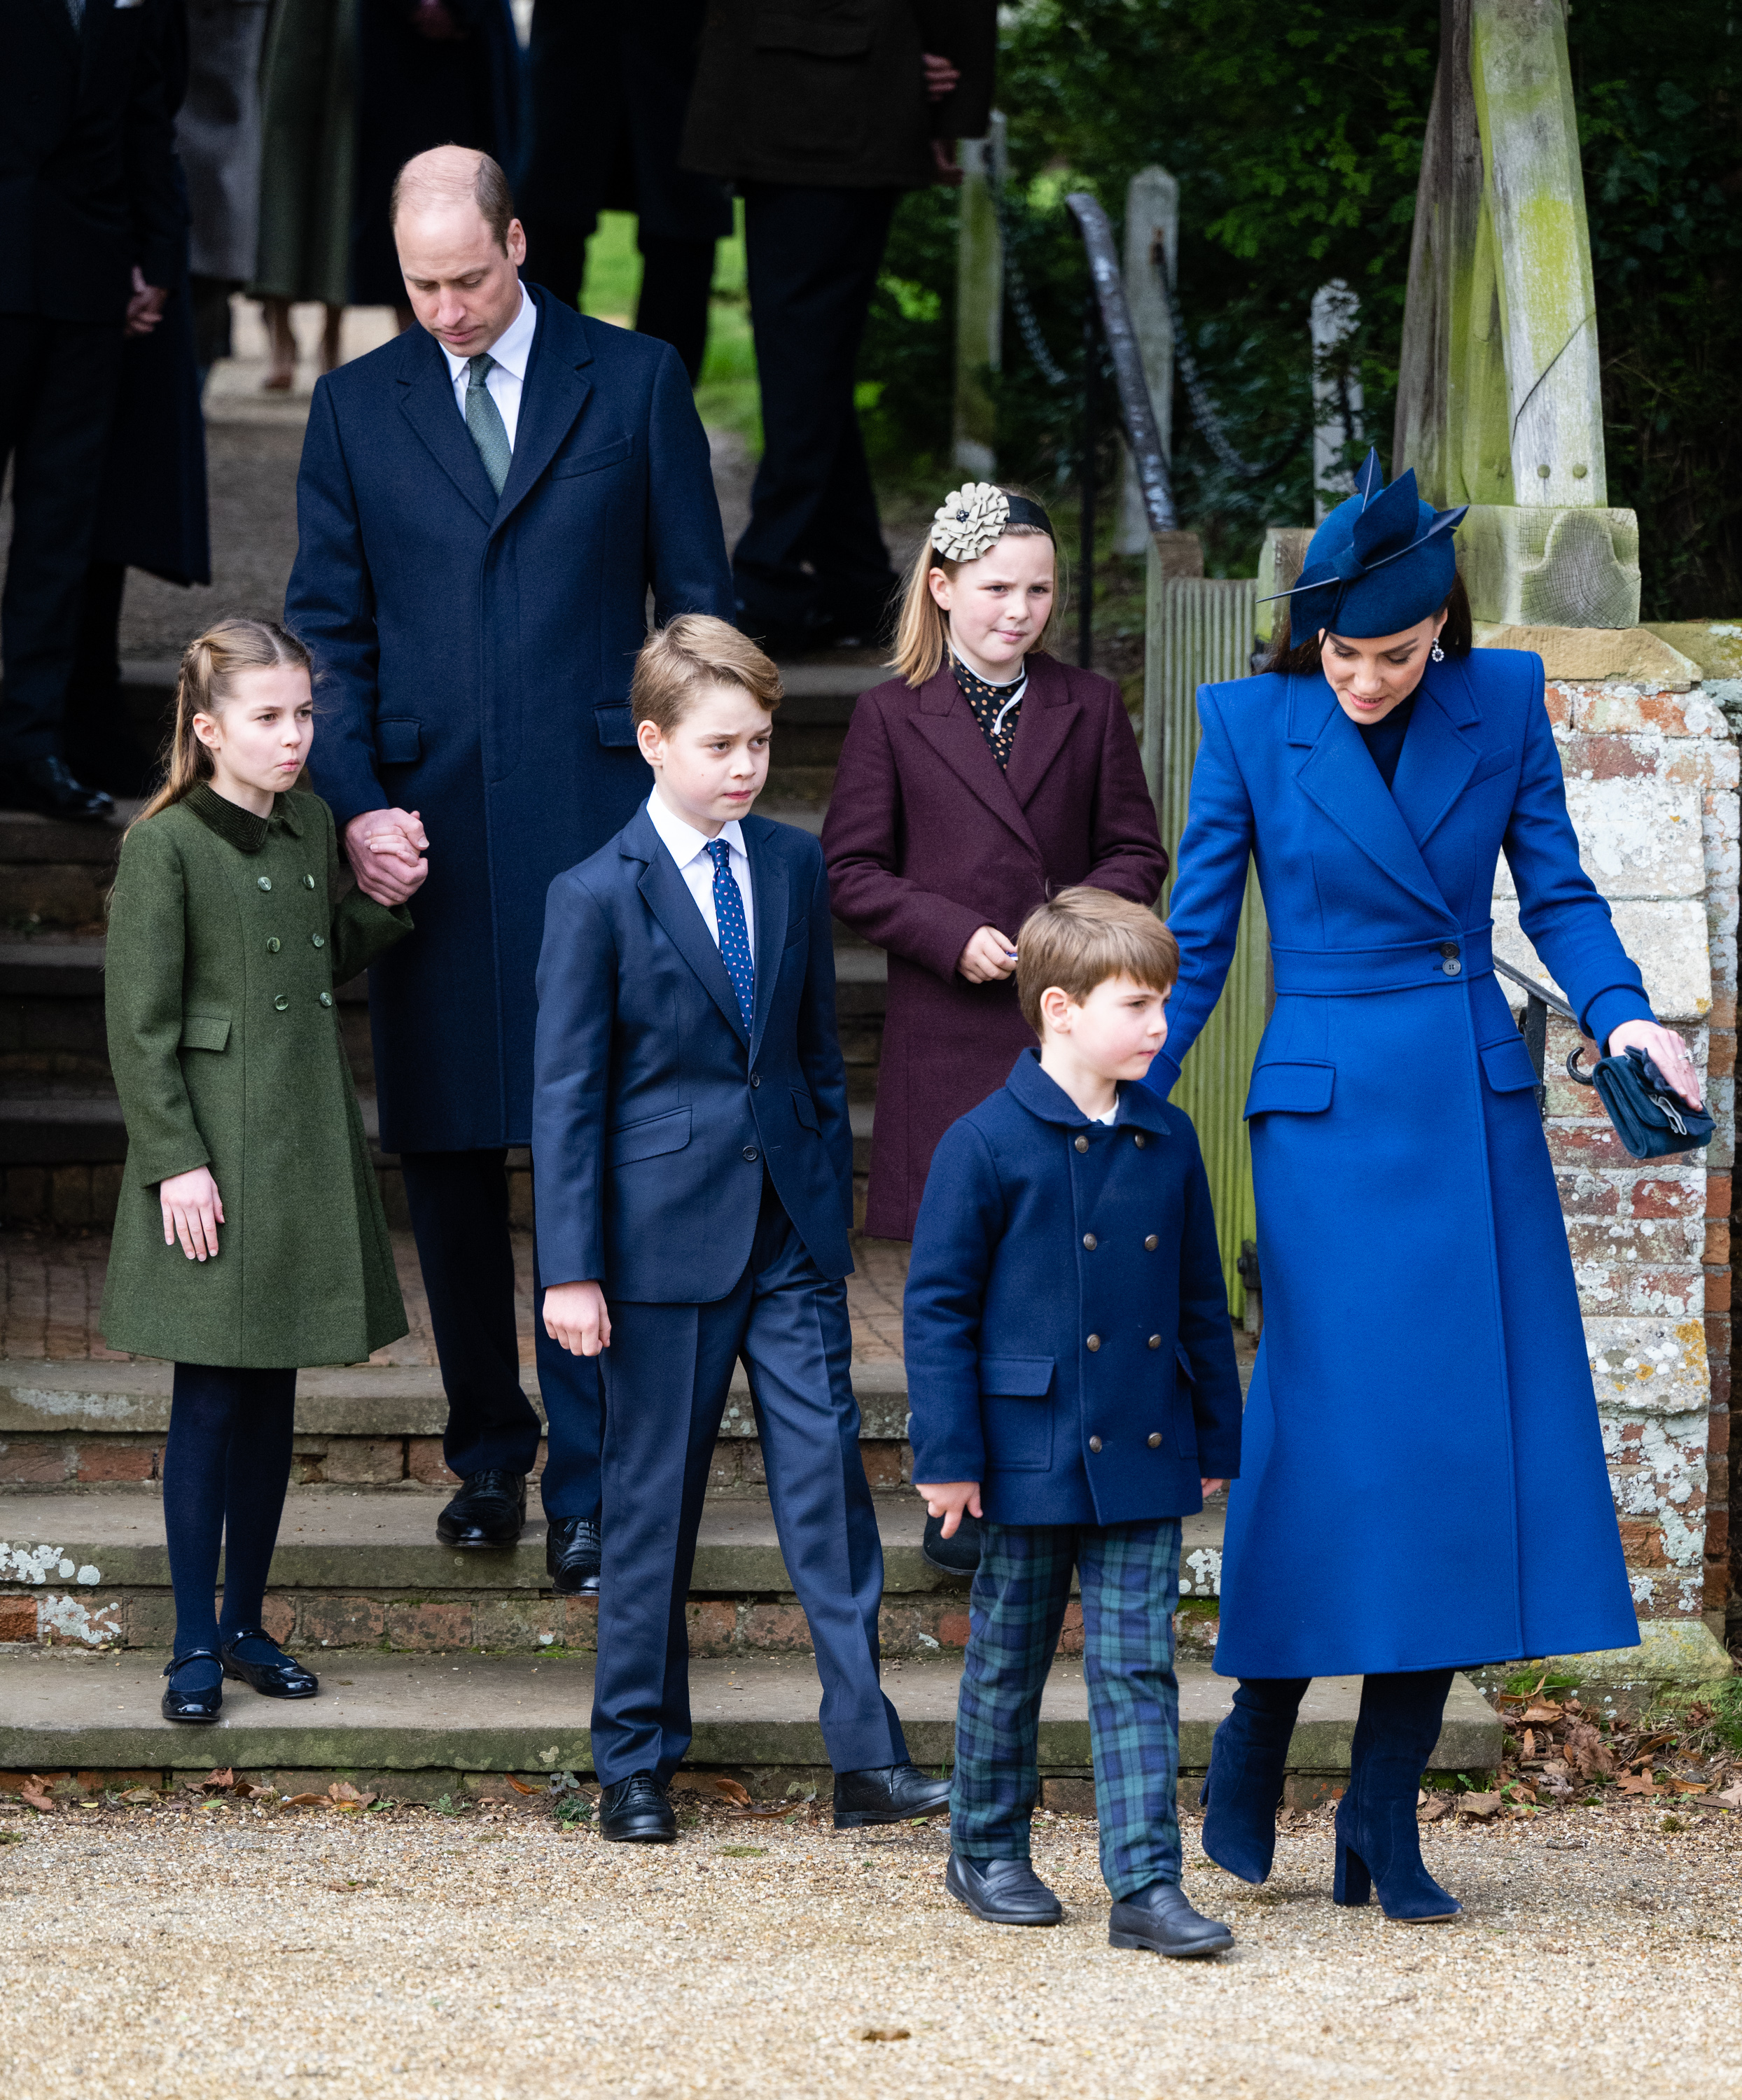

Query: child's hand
left=914, top=1480, right=982, bottom=1537
left=346, top=808, right=428, bottom=907
left=543, top=1280, right=611, bottom=1357
left=956, top=925, right=1018, bottom=983
left=159, top=1166, right=224, bottom=1261
left=1201, top=1478, right=1227, bottom=1497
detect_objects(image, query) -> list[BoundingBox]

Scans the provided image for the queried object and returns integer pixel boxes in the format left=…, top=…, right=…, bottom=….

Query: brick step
left=0, top=1646, right=1504, bottom=1786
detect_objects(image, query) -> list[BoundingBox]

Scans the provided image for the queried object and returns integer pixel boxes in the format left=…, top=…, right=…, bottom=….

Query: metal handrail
left=1064, top=191, right=1178, bottom=535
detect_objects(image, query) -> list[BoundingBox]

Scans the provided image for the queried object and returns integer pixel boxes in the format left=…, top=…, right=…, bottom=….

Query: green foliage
left=858, top=188, right=959, bottom=483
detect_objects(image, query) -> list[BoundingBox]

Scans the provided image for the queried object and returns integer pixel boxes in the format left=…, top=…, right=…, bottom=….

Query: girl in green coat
left=102, top=619, right=424, bottom=1723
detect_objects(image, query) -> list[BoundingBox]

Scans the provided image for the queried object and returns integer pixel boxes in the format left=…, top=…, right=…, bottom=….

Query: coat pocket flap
left=977, top=1355, right=1055, bottom=1399
left=1243, top=1061, right=1335, bottom=1118
left=593, top=701, right=637, bottom=748
left=179, top=1013, right=230, bottom=1054
left=552, top=435, right=633, bottom=478
left=377, top=717, right=421, bottom=765
left=791, top=1089, right=820, bottom=1132
left=1479, top=1033, right=1541, bottom=1093
left=609, top=1105, right=692, bottom=1166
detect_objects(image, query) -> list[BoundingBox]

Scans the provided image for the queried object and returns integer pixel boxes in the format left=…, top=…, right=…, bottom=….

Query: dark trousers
left=591, top=1181, right=905, bottom=1784
left=520, top=234, right=717, bottom=385
left=0, top=316, right=125, bottom=763
left=163, top=1364, right=298, bottom=1658
left=734, top=183, right=900, bottom=638
left=398, top=1149, right=603, bottom=1518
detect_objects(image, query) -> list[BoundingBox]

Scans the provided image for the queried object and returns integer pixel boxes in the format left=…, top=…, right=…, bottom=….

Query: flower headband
left=929, top=482, right=1055, bottom=564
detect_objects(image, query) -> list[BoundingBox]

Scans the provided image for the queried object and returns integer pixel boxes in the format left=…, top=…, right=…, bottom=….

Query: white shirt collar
left=439, top=282, right=536, bottom=385
left=645, top=790, right=747, bottom=870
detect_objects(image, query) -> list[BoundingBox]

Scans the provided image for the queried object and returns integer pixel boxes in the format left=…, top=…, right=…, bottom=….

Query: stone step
left=0, top=1646, right=1503, bottom=1783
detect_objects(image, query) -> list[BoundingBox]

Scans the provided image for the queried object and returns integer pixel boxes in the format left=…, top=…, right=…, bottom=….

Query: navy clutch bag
left=1570, top=1045, right=1713, bottom=1161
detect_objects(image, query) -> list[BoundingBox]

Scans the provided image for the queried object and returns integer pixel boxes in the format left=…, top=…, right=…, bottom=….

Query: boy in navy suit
left=905, top=888, right=1243, bottom=1954
left=534, top=615, right=949, bottom=1841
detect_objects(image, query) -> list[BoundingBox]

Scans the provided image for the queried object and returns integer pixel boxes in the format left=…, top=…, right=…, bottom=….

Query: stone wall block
left=298, top=1595, right=387, bottom=1648
left=386, top=1601, right=473, bottom=1651
left=1495, top=897, right=1713, bottom=1023
left=319, top=1438, right=406, bottom=1485
left=685, top=1600, right=737, bottom=1656
left=1584, top=1316, right=1709, bottom=1418
left=1494, top=775, right=1705, bottom=901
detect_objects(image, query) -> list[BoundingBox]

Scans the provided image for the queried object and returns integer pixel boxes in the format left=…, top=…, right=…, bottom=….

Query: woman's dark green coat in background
left=101, top=785, right=412, bottom=1368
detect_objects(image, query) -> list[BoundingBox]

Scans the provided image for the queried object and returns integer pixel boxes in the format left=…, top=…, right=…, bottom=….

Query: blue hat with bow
left=1269, top=449, right=1468, bottom=640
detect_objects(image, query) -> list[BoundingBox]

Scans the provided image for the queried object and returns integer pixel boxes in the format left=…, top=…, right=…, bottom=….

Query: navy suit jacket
left=531, top=805, right=855, bottom=1303
left=905, top=1051, right=1242, bottom=1526
left=290, top=286, right=733, bottom=1153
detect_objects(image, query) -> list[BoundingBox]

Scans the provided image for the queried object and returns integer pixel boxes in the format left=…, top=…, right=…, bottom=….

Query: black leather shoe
left=1108, top=1879, right=1234, bottom=1958
left=221, top=1628, right=319, bottom=1698
left=945, top=1854, right=1063, bottom=1926
left=545, top=1515, right=602, bottom=1594
left=436, top=1470, right=527, bottom=1548
left=161, top=1650, right=223, bottom=1723
left=1, top=755, right=116, bottom=822
left=832, top=1761, right=952, bottom=1827
left=922, top=1511, right=984, bottom=1576
left=599, top=1772, right=676, bottom=1843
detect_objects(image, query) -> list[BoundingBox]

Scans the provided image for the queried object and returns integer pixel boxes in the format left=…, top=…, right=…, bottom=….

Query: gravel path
left=2, top=1791, right=1738, bottom=2097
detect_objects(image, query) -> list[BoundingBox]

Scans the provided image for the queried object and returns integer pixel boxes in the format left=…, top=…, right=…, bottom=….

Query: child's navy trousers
left=951, top=1518, right=1183, bottom=1898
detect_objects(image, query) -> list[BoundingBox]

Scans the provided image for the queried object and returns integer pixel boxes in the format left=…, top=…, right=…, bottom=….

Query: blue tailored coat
left=289, top=286, right=733, bottom=1153
left=531, top=805, right=854, bottom=1302
left=905, top=1050, right=1243, bottom=1525
left=1153, top=646, right=1649, bottom=1679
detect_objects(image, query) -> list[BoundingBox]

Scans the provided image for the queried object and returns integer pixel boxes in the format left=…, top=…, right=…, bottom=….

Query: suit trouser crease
left=952, top=1519, right=1184, bottom=1898
left=590, top=1193, right=905, bottom=1784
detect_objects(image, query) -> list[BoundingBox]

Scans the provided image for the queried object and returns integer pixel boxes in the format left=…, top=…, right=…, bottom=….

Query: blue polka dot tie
left=706, top=838, right=755, bottom=1030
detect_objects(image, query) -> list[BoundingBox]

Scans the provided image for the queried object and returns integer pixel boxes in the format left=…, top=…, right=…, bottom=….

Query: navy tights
left=163, top=1364, right=297, bottom=1692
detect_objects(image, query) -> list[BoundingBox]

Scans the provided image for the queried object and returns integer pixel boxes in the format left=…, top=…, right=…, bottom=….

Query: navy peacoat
left=288, top=287, right=733, bottom=1152
left=1155, top=646, right=1648, bottom=1679
left=904, top=1051, right=1242, bottom=1527
left=823, top=654, right=1168, bottom=1240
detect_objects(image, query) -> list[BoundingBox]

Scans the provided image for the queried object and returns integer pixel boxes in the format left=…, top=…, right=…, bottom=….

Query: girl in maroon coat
left=823, top=483, right=1168, bottom=1240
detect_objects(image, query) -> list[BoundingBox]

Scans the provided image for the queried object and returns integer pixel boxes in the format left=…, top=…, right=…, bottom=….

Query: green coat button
left=258, top=877, right=272, bottom=892
left=312, top=934, right=326, bottom=948
left=303, top=874, right=316, bottom=890
left=274, top=994, right=289, bottom=1011
left=319, top=992, right=333, bottom=1008
left=266, top=938, right=280, bottom=954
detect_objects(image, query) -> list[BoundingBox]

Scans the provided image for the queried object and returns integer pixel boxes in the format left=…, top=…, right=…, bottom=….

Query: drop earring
left=1430, top=639, right=1446, bottom=663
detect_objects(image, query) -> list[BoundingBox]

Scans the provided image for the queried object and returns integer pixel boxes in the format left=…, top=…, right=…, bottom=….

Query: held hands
left=1607, top=1019, right=1703, bottom=1108
left=124, top=268, right=167, bottom=339
left=543, top=1280, right=612, bottom=1358
left=956, top=925, right=1018, bottom=984
left=344, top=808, right=430, bottom=907
left=1201, top=1479, right=1227, bottom=1497
left=915, top=1480, right=982, bottom=1537
left=160, top=1166, right=224, bottom=1261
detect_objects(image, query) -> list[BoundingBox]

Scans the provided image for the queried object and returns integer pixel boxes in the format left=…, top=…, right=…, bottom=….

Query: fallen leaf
left=328, top=1782, right=376, bottom=1808
left=505, top=1775, right=543, bottom=1796
left=856, top=2029, right=911, bottom=2043
left=1521, top=1703, right=1563, bottom=1725
left=202, top=1768, right=235, bottom=1793
left=709, top=1776, right=751, bottom=1806
left=1521, top=1728, right=1537, bottom=1758
left=1715, top=1781, right=1742, bottom=1809
left=1616, top=1772, right=1659, bottom=1796
left=118, top=1788, right=157, bottom=1806
left=1458, top=1793, right=1500, bottom=1819
left=285, top=1793, right=327, bottom=1808
left=1417, top=1795, right=1452, bottom=1823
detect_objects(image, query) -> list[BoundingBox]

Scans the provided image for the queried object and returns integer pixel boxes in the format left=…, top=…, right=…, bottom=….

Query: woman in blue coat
left=1156, top=453, right=1701, bottom=1922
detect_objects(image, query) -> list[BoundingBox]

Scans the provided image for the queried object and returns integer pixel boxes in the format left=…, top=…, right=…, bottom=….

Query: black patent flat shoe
left=161, top=1650, right=224, bottom=1723
left=221, top=1627, right=319, bottom=1698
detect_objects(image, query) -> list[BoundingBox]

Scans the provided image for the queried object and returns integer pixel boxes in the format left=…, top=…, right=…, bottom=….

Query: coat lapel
left=396, top=331, right=499, bottom=526
left=1003, top=653, right=1080, bottom=809
left=744, top=818, right=788, bottom=1064
left=492, top=291, right=594, bottom=530
left=910, top=667, right=1042, bottom=857
left=1391, top=654, right=1482, bottom=849
left=1290, top=673, right=1456, bottom=923
left=625, top=812, right=750, bottom=1047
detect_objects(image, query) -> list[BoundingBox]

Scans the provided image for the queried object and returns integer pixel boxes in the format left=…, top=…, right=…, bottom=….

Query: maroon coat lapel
left=1003, top=653, right=1082, bottom=809
left=910, top=666, right=1042, bottom=859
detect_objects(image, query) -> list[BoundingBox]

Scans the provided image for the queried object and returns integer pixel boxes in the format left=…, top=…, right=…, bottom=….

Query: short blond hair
left=1015, top=887, right=1179, bottom=1036
left=631, top=615, right=783, bottom=736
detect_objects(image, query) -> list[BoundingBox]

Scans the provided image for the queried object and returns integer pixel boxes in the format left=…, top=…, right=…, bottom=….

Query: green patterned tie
left=464, top=354, right=512, bottom=497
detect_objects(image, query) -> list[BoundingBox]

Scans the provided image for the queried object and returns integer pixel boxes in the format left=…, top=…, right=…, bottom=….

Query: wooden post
left=952, top=111, right=1005, bottom=479
left=1310, top=280, right=1363, bottom=522
left=1113, top=167, right=1178, bottom=556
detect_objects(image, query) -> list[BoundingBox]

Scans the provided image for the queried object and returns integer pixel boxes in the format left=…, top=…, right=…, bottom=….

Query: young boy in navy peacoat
left=905, top=887, right=1243, bottom=1956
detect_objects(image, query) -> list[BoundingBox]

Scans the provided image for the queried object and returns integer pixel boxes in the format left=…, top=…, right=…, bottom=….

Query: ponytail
left=130, top=619, right=312, bottom=834
left=886, top=486, right=1064, bottom=687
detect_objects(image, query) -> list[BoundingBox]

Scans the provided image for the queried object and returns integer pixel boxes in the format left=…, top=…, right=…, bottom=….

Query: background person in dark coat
left=0, top=0, right=185, bottom=820
left=519, top=0, right=730, bottom=383
left=681, top=0, right=996, bottom=650
left=179, top=0, right=270, bottom=374
left=288, top=146, right=732, bottom=1576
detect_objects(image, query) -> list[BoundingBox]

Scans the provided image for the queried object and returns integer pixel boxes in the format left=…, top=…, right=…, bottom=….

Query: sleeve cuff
left=1583, top=986, right=1656, bottom=1054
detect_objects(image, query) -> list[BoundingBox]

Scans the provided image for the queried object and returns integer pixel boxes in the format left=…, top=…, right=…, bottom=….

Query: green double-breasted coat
left=100, top=784, right=413, bottom=1368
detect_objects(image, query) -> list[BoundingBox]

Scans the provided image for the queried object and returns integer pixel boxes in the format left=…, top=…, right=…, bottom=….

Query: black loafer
left=545, top=1515, right=602, bottom=1595
left=599, top=1772, right=676, bottom=1843
left=922, top=1511, right=984, bottom=1576
left=161, top=1650, right=223, bottom=1724
left=945, top=1854, right=1063, bottom=1926
left=221, top=1627, right=319, bottom=1698
left=1108, top=1879, right=1234, bottom=1958
left=832, top=1761, right=952, bottom=1827
left=436, top=1469, right=527, bottom=1548
left=0, top=755, right=116, bottom=822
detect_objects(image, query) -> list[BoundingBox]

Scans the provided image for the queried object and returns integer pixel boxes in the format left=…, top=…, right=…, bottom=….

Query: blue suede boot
left=1333, top=1669, right=1462, bottom=1922
left=1199, top=1676, right=1309, bottom=1885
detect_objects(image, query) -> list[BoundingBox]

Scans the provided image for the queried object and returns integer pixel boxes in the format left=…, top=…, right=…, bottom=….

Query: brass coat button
left=1088, top=1436, right=1103, bottom=1453
left=265, top=937, right=280, bottom=953
left=1148, top=1334, right=1162, bottom=1349
left=257, top=877, right=272, bottom=892
left=1148, top=1433, right=1162, bottom=1449
left=1082, top=1233, right=1097, bottom=1250
left=1134, top=1133, right=1145, bottom=1148
left=303, top=874, right=316, bottom=890
left=1087, top=1334, right=1101, bottom=1352
left=319, top=992, right=333, bottom=1007
left=273, top=993, right=289, bottom=1011
left=1145, top=1234, right=1158, bottom=1250
left=1074, top=1135, right=1089, bottom=1153
left=312, top=934, right=326, bottom=948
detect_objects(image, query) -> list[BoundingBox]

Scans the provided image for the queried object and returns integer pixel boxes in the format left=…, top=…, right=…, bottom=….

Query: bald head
left=392, top=146, right=528, bottom=358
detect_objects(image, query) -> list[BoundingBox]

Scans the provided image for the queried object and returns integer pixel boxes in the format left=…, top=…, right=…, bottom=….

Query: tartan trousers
left=950, top=1517, right=1183, bottom=1898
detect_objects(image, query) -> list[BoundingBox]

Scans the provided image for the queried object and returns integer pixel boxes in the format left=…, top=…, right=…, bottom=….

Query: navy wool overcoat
left=288, top=287, right=732, bottom=1151
left=904, top=1051, right=1243, bottom=1526
left=1155, top=646, right=1647, bottom=1679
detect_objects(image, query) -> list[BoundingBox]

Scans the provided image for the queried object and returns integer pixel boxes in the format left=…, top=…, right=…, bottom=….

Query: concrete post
left=952, top=111, right=1005, bottom=480
left=1113, top=168, right=1178, bottom=556
left=1310, top=280, right=1363, bottom=523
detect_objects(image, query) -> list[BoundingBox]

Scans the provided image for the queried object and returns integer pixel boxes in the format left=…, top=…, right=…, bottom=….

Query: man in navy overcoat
left=287, top=146, right=732, bottom=1569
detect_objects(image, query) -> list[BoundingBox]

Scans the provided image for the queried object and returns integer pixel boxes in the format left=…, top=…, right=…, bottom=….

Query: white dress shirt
left=645, top=791, right=756, bottom=963
left=439, top=284, right=538, bottom=449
